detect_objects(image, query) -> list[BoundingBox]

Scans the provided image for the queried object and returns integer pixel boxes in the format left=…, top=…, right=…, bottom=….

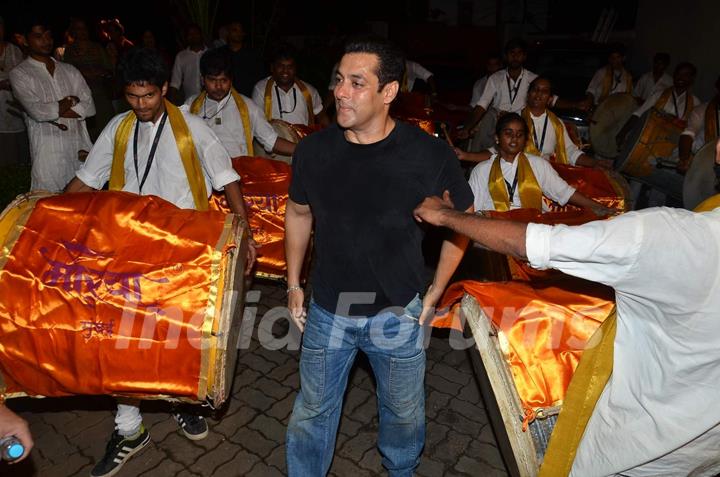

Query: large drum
left=0, top=191, right=248, bottom=406
left=615, top=108, right=683, bottom=177
left=589, top=93, right=637, bottom=159
left=683, top=142, right=719, bottom=210
left=253, top=119, right=315, bottom=164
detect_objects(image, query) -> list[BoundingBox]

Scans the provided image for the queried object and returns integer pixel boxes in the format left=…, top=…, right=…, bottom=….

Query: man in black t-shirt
left=284, top=37, right=474, bottom=476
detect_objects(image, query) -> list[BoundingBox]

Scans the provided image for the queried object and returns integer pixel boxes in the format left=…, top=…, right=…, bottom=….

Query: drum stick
left=440, top=123, right=454, bottom=148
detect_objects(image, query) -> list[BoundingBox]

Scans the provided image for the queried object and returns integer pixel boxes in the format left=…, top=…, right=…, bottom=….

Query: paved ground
left=3, top=281, right=508, bottom=476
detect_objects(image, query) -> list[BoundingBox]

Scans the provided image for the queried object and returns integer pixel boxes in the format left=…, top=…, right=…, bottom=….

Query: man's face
left=505, top=48, right=526, bottom=69
left=26, top=25, right=53, bottom=57
left=527, top=79, right=552, bottom=110
left=496, top=119, right=527, bottom=157
left=271, top=58, right=296, bottom=88
left=227, top=23, right=243, bottom=43
left=203, top=73, right=232, bottom=101
left=673, top=67, right=695, bottom=92
left=186, top=27, right=203, bottom=48
left=653, top=57, right=668, bottom=75
left=125, top=81, right=167, bottom=122
left=334, top=52, right=396, bottom=131
left=70, top=21, right=89, bottom=42
left=608, top=52, right=624, bottom=70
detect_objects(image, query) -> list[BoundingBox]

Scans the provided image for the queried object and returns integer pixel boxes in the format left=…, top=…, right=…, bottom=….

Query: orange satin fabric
left=391, top=92, right=436, bottom=135
left=0, top=192, right=234, bottom=400
left=547, top=162, right=627, bottom=212
left=211, top=157, right=291, bottom=279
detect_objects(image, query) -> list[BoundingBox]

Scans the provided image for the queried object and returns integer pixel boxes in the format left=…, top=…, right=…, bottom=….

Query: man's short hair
left=118, top=48, right=169, bottom=87
left=199, top=48, right=232, bottom=78
left=270, top=44, right=297, bottom=64
left=654, top=52, right=670, bottom=65
left=674, top=62, right=697, bottom=77
left=529, top=76, right=552, bottom=93
left=607, top=42, right=626, bottom=57
left=20, top=15, right=49, bottom=36
left=504, top=37, right=528, bottom=54
left=495, top=112, right=528, bottom=137
left=343, top=36, right=405, bottom=90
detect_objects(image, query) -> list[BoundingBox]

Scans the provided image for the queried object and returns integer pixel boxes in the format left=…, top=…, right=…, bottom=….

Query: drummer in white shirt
left=185, top=48, right=296, bottom=159
left=583, top=44, right=633, bottom=108
left=467, top=112, right=612, bottom=215
left=633, top=52, right=672, bottom=103
left=616, top=62, right=700, bottom=150
left=677, top=75, right=720, bottom=173
left=252, top=46, right=328, bottom=127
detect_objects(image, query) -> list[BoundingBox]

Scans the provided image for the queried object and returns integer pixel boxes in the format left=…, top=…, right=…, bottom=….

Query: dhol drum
left=253, top=119, right=315, bottom=164
left=0, top=191, right=248, bottom=406
left=615, top=108, right=684, bottom=177
left=391, top=92, right=436, bottom=136
left=683, top=142, right=719, bottom=210
left=588, top=93, right=637, bottom=159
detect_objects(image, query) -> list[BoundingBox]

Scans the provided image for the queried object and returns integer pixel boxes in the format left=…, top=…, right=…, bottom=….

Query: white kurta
left=633, top=71, right=672, bottom=101
left=586, top=67, right=633, bottom=104
left=633, top=88, right=700, bottom=119
left=526, top=207, right=720, bottom=477
left=251, top=77, right=323, bottom=126
left=404, top=60, right=433, bottom=92
left=77, top=109, right=239, bottom=209
left=682, top=101, right=718, bottom=153
left=183, top=92, right=278, bottom=157
left=526, top=110, right=583, bottom=165
left=468, top=152, right=575, bottom=212
left=0, top=42, right=25, bottom=133
left=169, top=47, right=206, bottom=101
left=9, top=57, right=94, bottom=191
left=475, top=68, right=550, bottom=114
left=470, top=76, right=489, bottom=107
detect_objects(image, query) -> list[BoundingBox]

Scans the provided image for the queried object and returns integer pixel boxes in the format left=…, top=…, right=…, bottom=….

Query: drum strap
left=522, top=108, right=570, bottom=164
left=111, top=100, right=209, bottom=210
left=656, top=87, right=693, bottom=120
left=488, top=153, right=543, bottom=211
left=538, top=309, right=617, bottom=477
left=705, top=99, right=719, bottom=141
left=190, top=89, right=254, bottom=156
left=264, top=79, right=315, bottom=125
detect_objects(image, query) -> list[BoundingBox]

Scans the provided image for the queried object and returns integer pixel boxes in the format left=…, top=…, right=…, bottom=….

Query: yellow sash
left=538, top=309, right=617, bottom=477
left=705, top=99, right=718, bottom=142
left=522, top=108, right=570, bottom=164
left=109, top=100, right=209, bottom=211
left=655, top=87, right=694, bottom=120
left=190, top=89, right=254, bottom=156
left=600, top=67, right=632, bottom=102
left=263, top=78, right=315, bottom=125
left=488, top=153, right=543, bottom=211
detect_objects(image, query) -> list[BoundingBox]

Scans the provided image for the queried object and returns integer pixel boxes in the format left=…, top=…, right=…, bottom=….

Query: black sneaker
left=173, top=412, right=209, bottom=440
left=90, top=426, right=150, bottom=477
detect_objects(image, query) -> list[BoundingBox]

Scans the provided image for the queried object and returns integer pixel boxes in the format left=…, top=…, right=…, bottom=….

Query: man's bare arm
left=285, top=199, right=313, bottom=331
left=64, top=177, right=95, bottom=193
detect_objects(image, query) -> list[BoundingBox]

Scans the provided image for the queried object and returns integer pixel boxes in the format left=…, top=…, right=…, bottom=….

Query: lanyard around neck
left=133, top=112, right=168, bottom=194
left=505, top=165, right=519, bottom=203
left=506, top=71, right=523, bottom=105
left=532, top=114, right=549, bottom=152
left=275, top=84, right=297, bottom=118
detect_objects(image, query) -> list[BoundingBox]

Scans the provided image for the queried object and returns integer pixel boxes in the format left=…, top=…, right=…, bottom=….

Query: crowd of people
left=0, top=10, right=719, bottom=477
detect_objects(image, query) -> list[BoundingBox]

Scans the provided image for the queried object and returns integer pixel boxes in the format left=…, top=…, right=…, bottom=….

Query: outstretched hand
left=414, top=190, right=455, bottom=226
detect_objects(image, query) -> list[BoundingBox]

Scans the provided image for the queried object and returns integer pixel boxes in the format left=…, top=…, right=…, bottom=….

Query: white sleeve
left=585, top=69, right=604, bottom=102
left=633, top=73, right=649, bottom=100
left=9, top=68, right=60, bottom=122
left=525, top=215, right=641, bottom=286
left=68, top=66, right=96, bottom=119
left=188, top=116, right=241, bottom=190
left=561, top=124, right=583, bottom=165
left=682, top=103, right=706, bottom=138
left=533, top=157, right=575, bottom=205
left=251, top=81, right=266, bottom=110
left=476, top=75, right=498, bottom=109
left=246, top=98, right=279, bottom=152
left=409, top=61, right=433, bottom=81
left=76, top=115, right=123, bottom=188
left=169, top=53, right=183, bottom=90
left=633, top=90, right=662, bottom=117
left=470, top=78, right=487, bottom=106
left=468, top=163, right=492, bottom=211
left=309, top=84, right=324, bottom=114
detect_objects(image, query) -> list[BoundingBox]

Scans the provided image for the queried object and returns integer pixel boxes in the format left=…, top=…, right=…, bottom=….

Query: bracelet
left=286, top=285, right=303, bottom=294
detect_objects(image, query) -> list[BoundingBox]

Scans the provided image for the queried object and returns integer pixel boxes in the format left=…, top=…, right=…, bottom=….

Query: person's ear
left=382, top=80, right=399, bottom=105
left=161, top=81, right=168, bottom=97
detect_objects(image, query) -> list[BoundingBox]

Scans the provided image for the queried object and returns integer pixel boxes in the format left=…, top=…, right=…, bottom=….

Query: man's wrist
left=287, top=285, right=303, bottom=294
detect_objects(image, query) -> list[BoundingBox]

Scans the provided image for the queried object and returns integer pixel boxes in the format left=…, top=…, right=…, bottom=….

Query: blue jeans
left=286, top=295, right=426, bottom=477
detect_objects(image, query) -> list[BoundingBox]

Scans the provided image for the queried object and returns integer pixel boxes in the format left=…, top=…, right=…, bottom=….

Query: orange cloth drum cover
left=0, top=192, right=237, bottom=401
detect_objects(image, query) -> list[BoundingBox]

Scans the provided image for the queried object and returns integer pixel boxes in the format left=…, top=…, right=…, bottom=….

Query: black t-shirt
left=289, top=121, right=474, bottom=317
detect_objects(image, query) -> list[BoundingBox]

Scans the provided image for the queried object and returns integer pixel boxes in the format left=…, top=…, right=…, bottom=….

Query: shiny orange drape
left=434, top=207, right=616, bottom=412
left=547, top=162, right=627, bottom=212
left=211, top=157, right=292, bottom=279
left=0, top=192, right=234, bottom=400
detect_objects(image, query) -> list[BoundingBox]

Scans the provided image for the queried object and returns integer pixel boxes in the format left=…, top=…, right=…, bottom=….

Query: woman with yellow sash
left=468, top=113, right=612, bottom=215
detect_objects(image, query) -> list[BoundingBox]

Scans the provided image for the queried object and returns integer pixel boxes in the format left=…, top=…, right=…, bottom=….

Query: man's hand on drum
left=0, top=404, right=33, bottom=463
left=590, top=203, right=615, bottom=217
left=287, top=288, right=306, bottom=332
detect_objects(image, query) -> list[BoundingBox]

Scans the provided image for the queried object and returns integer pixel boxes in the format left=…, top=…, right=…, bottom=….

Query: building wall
left=628, top=0, right=718, bottom=100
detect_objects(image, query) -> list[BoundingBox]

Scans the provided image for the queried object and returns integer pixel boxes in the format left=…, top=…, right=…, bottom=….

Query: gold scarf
left=190, top=88, right=254, bottom=156
left=600, top=67, right=632, bottom=103
left=522, top=108, right=569, bottom=164
left=263, top=78, right=314, bottom=125
left=488, top=153, right=543, bottom=211
left=705, top=98, right=719, bottom=141
left=654, top=87, right=694, bottom=120
left=110, top=99, right=209, bottom=211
